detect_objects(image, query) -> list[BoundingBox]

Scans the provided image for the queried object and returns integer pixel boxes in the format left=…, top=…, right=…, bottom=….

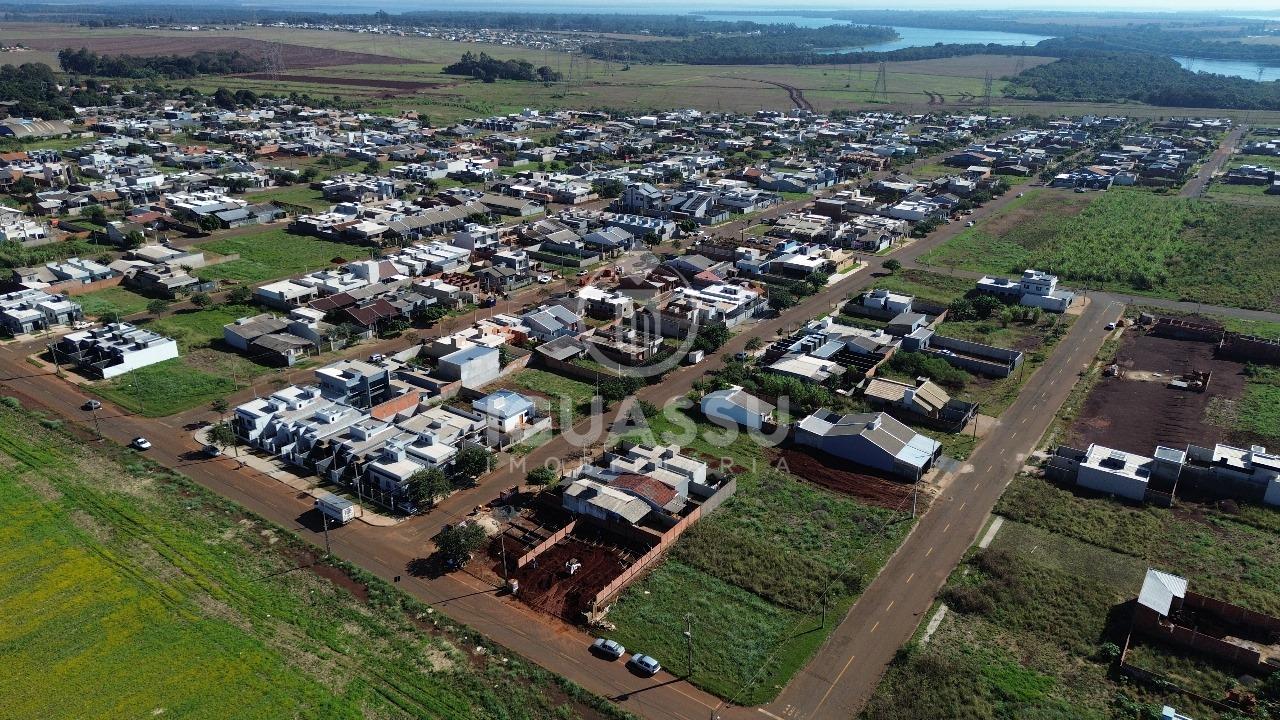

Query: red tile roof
left=612, top=474, right=677, bottom=509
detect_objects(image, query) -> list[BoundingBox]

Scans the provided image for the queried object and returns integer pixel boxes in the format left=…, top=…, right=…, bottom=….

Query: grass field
left=0, top=403, right=622, bottom=720
left=146, top=303, right=258, bottom=350
left=92, top=358, right=238, bottom=417
left=606, top=409, right=912, bottom=705
left=74, top=286, right=152, bottom=319
left=497, top=368, right=598, bottom=426
left=242, top=184, right=330, bottom=211
left=920, top=189, right=1280, bottom=312
left=864, top=501, right=1280, bottom=720
left=197, top=227, right=358, bottom=284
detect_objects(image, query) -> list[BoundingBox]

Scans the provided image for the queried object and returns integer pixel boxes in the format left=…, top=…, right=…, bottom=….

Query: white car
left=536, top=274, right=552, bottom=284
left=130, top=437, right=152, bottom=451
left=965, top=221, right=975, bottom=227
left=1106, top=322, right=1117, bottom=331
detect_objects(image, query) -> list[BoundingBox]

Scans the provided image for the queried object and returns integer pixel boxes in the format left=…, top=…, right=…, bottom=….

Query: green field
left=1238, top=365, right=1280, bottom=444
left=606, top=409, right=912, bottom=705
left=198, top=227, right=359, bottom=284
left=146, top=303, right=258, bottom=350
left=920, top=189, right=1280, bottom=311
left=0, top=404, right=621, bottom=720
left=74, top=286, right=152, bottom=320
left=497, top=368, right=598, bottom=426
left=242, top=184, right=330, bottom=211
left=864, top=501, right=1280, bottom=720
left=91, top=358, right=238, bottom=417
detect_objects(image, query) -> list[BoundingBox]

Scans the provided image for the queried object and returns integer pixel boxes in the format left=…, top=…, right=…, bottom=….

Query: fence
left=588, top=478, right=737, bottom=612
left=514, top=519, right=577, bottom=569
left=930, top=335, right=1023, bottom=378
left=1116, top=631, right=1244, bottom=714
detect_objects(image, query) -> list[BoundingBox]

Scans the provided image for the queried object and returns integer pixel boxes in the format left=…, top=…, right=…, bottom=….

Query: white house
left=50, top=322, right=179, bottom=379
left=701, top=385, right=775, bottom=430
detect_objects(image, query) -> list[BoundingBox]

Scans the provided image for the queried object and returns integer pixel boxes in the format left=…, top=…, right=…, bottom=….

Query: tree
left=745, top=337, right=764, bottom=351
left=190, top=292, right=212, bottom=309
left=454, top=446, right=492, bottom=480
left=692, top=321, right=731, bottom=354
left=198, top=215, right=221, bottom=233
left=882, top=258, right=902, bottom=274
left=124, top=230, right=145, bottom=250
left=146, top=298, right=170, bottom=317
left=408, top=467, right=451, bottom=509
left=83, top=204, right=107, bottom=225
left=436, top=522, right=488, bottom=568
left=413, top=303, right=449, bottom=326
left=226, top=285, right=252, bottom=305
left=363, top=159, right=382, bottom=175
left=526, top=465, right=559, bottom=487
left=212, top=87, right=236, bottom=110
left=599, top=376, right=644, bottom=403
left=210, top=398, right=229, bottom=421
left=207, top=421, right=237, bottom=453
left=768, top=286, right=796, bottom=311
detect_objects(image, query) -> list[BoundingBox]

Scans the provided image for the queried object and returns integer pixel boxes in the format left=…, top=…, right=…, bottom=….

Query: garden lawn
left=197, top=228, right=358, bottom=284
left=920, top=189, right=1280, bottom=311
left=75, top=286, right=151, bottom=319
left=0, top=404, right=622, bottom=720
left=866, top=269, right=974, bottom=306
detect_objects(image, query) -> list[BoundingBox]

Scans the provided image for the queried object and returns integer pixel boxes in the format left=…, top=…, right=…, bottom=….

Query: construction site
left=778, top=446, right=918, bottom=509
left=1066, top=322, right=1251, bottom=457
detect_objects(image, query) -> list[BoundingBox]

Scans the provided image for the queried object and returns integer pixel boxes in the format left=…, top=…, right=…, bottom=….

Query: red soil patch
left=26, top=35, right=410, bottom=70
left=778, top=447, right=915, bottom=509
left=307, top=558, right=372, bottom=604
left=508, top=527, right=644, bottom=622
left=1066, top=330, right=1249, bottom=456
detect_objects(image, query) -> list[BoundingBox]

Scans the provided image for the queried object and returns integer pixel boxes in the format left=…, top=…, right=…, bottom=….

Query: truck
left=315, top=493, right=358, bottom=525
left=685, top=349, right=705, bottom=365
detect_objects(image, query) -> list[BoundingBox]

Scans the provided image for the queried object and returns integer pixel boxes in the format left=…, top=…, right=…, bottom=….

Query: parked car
left=368, top=353, right=386, bottom=363
left=1016, top=192, right=1025, bottom=198
left=130, top=437, right=152, bottom=451
left=965, top=221, right=975, bottom=227
left=82, top=399, right=102, bottom=411
left=628, top=654, right=661, bottom=676
left=733, top=351, right=748, bottom=362
left=1106, top=322, right=1117, bottom=331
left=591, top=638, right=625, bottom=660
left=576, top=270, right=588, bottom=277
left=202, top=444, right=223, bottom=457
left=536, top=274, right=552, bottom=284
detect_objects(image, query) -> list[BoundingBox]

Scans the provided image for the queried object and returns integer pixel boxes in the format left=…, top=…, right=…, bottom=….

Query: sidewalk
left=192, top=426, right=401, bottom=527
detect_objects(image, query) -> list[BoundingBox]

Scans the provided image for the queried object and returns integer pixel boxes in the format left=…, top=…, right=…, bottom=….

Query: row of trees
left=58, top=48, right=265, bottom=79
left=442, top=52, right=560, bottom=84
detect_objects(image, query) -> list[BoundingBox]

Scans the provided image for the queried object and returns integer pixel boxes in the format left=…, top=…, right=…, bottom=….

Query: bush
left=941, top=585, right=996, bottom=616
left=0, top=396, right=20, bottom=409
left=526, top=466, right=559, bottom=487
left=887, top=351, right=968, bottom=389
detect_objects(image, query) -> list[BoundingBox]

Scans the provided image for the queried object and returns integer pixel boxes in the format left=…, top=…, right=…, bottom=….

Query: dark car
left=82, top=399, right=102, bottom=411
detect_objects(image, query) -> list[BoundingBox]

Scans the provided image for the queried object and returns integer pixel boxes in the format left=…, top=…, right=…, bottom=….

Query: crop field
left=0, top=404, right=620, bottom=720
left=920, top=189, right=1280, bottom=312
left=606, top=409, right=912, bottom=705
left=864, top=502, right=1280, bottom=720
left=197, top=227, right=358, bottom=284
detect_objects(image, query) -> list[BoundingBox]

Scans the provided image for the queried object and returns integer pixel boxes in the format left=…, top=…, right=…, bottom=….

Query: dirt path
left=711, top=75, right=814, bottom=111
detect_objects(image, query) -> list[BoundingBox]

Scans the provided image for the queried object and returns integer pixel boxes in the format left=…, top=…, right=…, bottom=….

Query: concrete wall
left=514, top=519, right=577, bottom=569
left=931, top=334, right=1023, bottom=378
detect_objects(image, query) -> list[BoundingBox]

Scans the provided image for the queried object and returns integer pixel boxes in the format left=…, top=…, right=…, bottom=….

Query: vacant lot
left=606, top=410, right=912, bottom=705
left=197, top=227, right=356, bottom=284
left=921, top=189, right=1280, bottom=311
left=0, top=404, right=618, bottom=720
left=146, top=303, right=258, bottom=350
left=91, top=358, right=237, bottom=417
left=494, top=369, right=597, bottom=427
left=864, top=506, right=1280, bottom=720
left=74, top=285, right=151, bottom=319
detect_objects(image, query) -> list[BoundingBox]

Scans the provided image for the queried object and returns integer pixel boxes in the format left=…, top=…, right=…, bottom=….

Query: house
left=50, top=322, right=179, bottom=379
left=476, top=265, right=531, bottom=293
left=975, top=269, right=1075, bottom=313
left=862, top=376, right=977, bottom=430
left=223, top=314, right=290, bottom=351
left=471, top=389, right=549, bottom=448
left=862, top=289, right=914, bottom=315
left=0, top=289, right=82, bottom=335
left=255, top=280, right=319, bottom=310
left=437, top=345, right=501, bottom=387
left=520, top=305, right=583, bottom=342
left=250, top=332, right=314, bottom=367
left=700, top=385, right=775, bottom=430
left=1077, top=444, right=1159, bottom=502
left=563, top=479, right=652, bottom=525
left=794, top=409, right=941, bottom=479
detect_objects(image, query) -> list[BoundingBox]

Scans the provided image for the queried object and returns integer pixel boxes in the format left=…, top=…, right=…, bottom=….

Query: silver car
left=628, top=653, right=661, bottom=676
left=591, top=638, right=625, bottom=660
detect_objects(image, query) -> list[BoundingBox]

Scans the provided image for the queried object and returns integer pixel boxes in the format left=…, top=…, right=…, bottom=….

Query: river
left=1174, top=56, right=1280, bottom=82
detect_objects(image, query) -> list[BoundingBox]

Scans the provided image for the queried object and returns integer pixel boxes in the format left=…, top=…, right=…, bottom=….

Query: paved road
left=752, top=297, right=1124, bottom=720
left=1182, top=124, right=1246, bottom=198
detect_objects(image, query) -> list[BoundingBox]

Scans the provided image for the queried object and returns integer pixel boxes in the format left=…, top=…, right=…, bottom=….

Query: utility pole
left=321, top=513, right=332, bottom=559
left=683, top=613, right=694, bottom=678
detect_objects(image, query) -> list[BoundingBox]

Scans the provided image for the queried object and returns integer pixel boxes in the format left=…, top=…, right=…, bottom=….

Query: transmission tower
left=1012, top=56, right=1025, bottom=76
left=982, top=72, right=993, bottom=114
left=873, top=62, right=888, bottom=103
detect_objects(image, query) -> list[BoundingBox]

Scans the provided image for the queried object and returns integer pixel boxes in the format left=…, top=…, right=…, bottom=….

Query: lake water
left=697, top=14, right=1052, bottom=52
left=1174, top=56, right=1280, bottom=82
